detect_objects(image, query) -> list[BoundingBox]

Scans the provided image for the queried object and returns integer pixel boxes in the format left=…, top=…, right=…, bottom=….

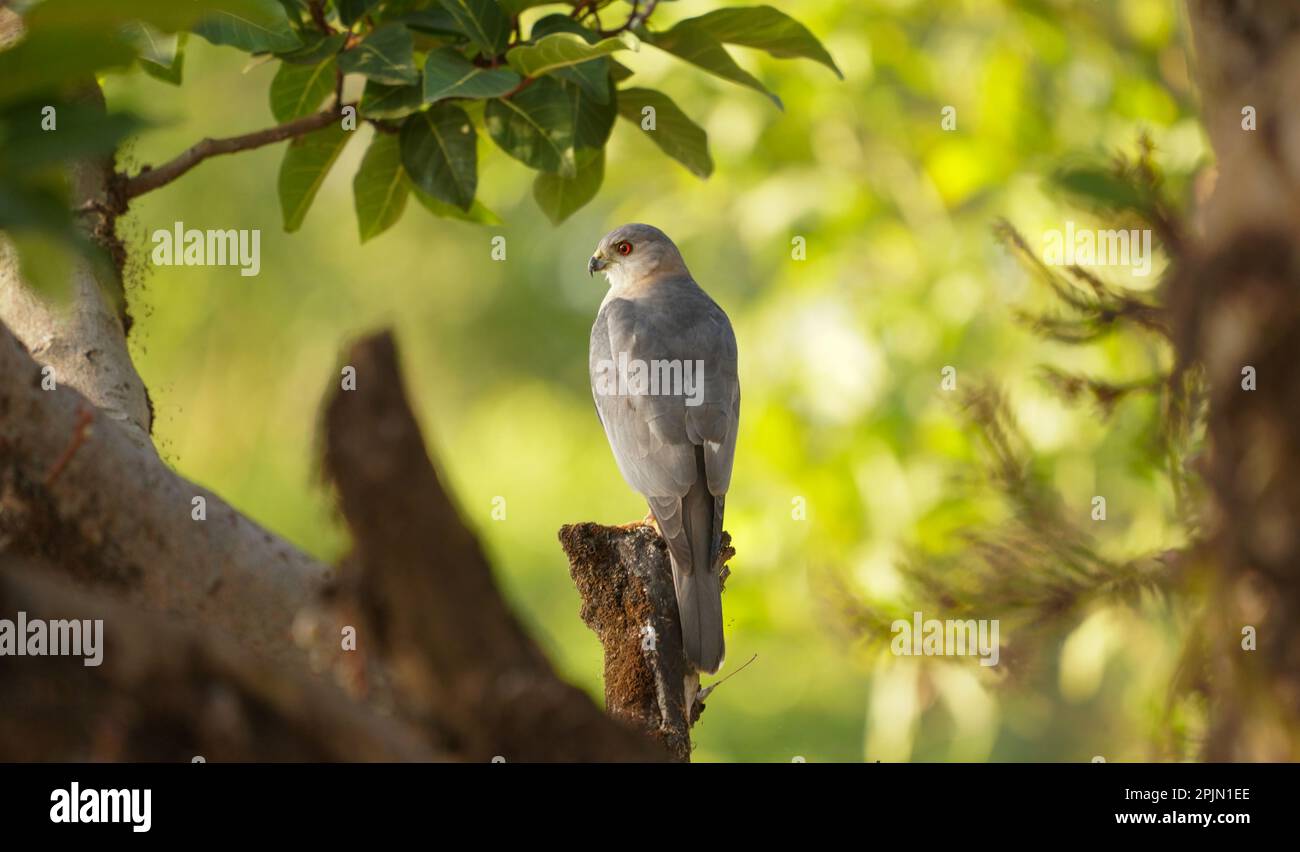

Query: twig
left=118, top=104, right=352, bottom=201
left=697, top=653, right=757, bottom=703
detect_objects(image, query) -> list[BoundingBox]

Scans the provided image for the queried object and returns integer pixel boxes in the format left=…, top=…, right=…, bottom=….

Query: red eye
left=616, top=241, right=633, bottom=256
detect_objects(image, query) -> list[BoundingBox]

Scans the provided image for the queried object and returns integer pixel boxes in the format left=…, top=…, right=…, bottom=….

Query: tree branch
left=321, top=330, right=664, bottom=761
left=1180, top=0, right=1300, bottom=760
left=559, top=522, right=734, bottom=762
left=0, top=74, right=152, bottom=441
left=0, top=564, right=438, bottom=761
left=117, top=106, right=349, bottom=202
left=0, top=318, right=336, bottom=665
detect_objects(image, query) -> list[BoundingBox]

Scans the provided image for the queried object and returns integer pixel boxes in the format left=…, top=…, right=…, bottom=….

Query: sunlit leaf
left=423, top=49, right=520, bottom=102
left=436, top=0, right=510, bottom=56
left=276, top=32, right=347, bottom=65
left=193, top=1, right=301, bottom=53
left=484, top=77, right=574, bottom=176
left=269, top=58, right=335, bottom=123
left=568, top=81, right=615, bottom=151
left=680, top=5, right=842, bottom=79
left=277, top=123, right=352, bottom=231
left=353, top=132, right=410, bottom=242
left=124, top=23, right=187, bottom=85
left=647, top=21, right=781, bottom=109
left=534, top=148, right=603, bottom=225
left=337, top=23, right=420, bottom=86
left=336, top=0, right=381, bottom=27
left=399, top=103, right=478, bottom=210
left=616, top=87, right=713, bottom=178
left=411, top=184, right=502, bottom=225
left=529, top=14, right=613, bottom=104
left=506, top=31, right=637, bottom=78
left=360, top=81, right=424, bottom=120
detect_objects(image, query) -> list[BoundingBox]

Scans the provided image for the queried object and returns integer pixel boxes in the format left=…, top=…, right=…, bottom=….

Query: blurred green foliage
left=8, top=0, right=1211, bottom=761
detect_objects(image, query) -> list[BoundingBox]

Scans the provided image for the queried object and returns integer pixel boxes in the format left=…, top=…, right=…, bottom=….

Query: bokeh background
left=101, top=0, right=1205, bottom=761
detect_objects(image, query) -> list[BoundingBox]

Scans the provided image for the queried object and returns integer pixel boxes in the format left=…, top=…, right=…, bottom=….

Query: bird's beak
left=588, top=255, right=607, bottom=277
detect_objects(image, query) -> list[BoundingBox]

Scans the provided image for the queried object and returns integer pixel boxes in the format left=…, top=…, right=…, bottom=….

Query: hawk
left=587, top=224, right=740, bottom=674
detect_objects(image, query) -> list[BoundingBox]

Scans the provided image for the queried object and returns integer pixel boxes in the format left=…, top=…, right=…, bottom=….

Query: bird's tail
left=673, top=450, right=725, bottom=674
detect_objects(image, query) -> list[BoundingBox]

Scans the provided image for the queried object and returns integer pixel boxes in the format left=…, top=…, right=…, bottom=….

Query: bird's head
left=588, top=223, right=689, bottom=288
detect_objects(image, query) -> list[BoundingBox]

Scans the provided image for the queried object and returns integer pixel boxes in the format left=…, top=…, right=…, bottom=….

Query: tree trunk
left=559, top=522, right=734, bottom=762
left=1182, top=0, right=1300, bottom=760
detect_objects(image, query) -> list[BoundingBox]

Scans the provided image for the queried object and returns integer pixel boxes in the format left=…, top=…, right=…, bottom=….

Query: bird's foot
left=616, top=510, right=658, bottom=532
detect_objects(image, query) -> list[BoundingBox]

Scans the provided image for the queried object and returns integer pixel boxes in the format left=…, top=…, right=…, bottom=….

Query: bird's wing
left=589, top=294, right=698, bottom=498
left=682, top=294, right=740, bottom=498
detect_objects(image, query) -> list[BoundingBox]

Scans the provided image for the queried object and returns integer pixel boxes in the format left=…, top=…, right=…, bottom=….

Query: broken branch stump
left=559, top=522, right=733, bottom=763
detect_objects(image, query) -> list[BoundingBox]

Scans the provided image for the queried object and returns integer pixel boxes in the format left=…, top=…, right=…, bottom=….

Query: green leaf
left=681, top=6, right=841, bottom=79
left=336, top=0, right=382, bottom=27
left=388, top=9, right=461, bottom=35
left=647, top=21, right=782, bottom=109
left=353, top=132, right=410, bottom=242
left=0, top=101, right=147, bottom=170
left=0, top=30, right=135, bottom=104
left=412, top=185, right=502, bottom=225
left=506, top=31, right=637, bottom=78
left=484, top=77, right=575, bottom=176
left=499, top=0, right=559, bottom=15
left=193, top=1, right=302, bottom=54
left=423, top=49, right=520, bottom=102
left=567, top=80, right=615, bottom=151
left=277, top=123, right=352, bottom=231
left=399, top=103, right=478, bottom=211
left=528, top=14, right=612, bottom=104
left=338, top=23, right=420, bottom=85
left=616, top=87, right=713, bottom=178
left=269, top=58, right=335, bottom=123
left=436, top=0, right=510, bottom=57
left=533, top=148, right=603, bottom=225
left=1050, top=166, right=1147, bottom=213
left=610, top=59, right=634, bottom=83
left=27, top=0, right=239, bottom=33
left=360, top=81, right=424, bottom=120
left=276, top=32, right=347, bottom=64
left=125, top=23, right=187, bottom=85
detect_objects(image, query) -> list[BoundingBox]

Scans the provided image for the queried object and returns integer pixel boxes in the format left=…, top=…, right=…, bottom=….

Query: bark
left=559, top=522, right=734, bottom=763
left=0, top=10, right=340, bottom=665
left=2, top=8, right=147, bottom=439
left=1182, top=0, right=1300, bottom=760
left=0, top=320, right=335, bottom=664
left=0, top=562, right=438, bottom=761
left=321, top=331, right=664, bottom=762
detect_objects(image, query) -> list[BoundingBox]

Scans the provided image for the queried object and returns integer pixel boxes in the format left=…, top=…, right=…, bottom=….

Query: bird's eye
left=616, top=240, right=633, bottom=256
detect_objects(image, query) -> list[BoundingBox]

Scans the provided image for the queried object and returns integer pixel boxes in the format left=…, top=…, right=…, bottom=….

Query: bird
left=587, top=224, right=740, bottom=674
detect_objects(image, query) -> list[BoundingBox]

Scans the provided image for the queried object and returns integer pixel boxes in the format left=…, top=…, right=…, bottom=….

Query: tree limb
left=0, top=318, right=336, bottom=665
left=0, top=76, right=152, bottom=441
left=1181, top=0, right=1300, bottom=760
left=0, top=564, right=438, bottom=761
left=117, top=106, right=349, bottom=202
left=321, top=330, right=664, bottom=762
left=559, top=522, right=733, bottom=762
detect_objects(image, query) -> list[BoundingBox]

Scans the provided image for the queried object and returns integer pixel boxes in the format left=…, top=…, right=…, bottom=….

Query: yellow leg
left=617, top=509, right=658, bottom=532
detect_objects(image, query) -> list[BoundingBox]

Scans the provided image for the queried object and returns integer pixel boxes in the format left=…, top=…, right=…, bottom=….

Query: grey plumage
left=587, top=224, right=739, bottom=674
